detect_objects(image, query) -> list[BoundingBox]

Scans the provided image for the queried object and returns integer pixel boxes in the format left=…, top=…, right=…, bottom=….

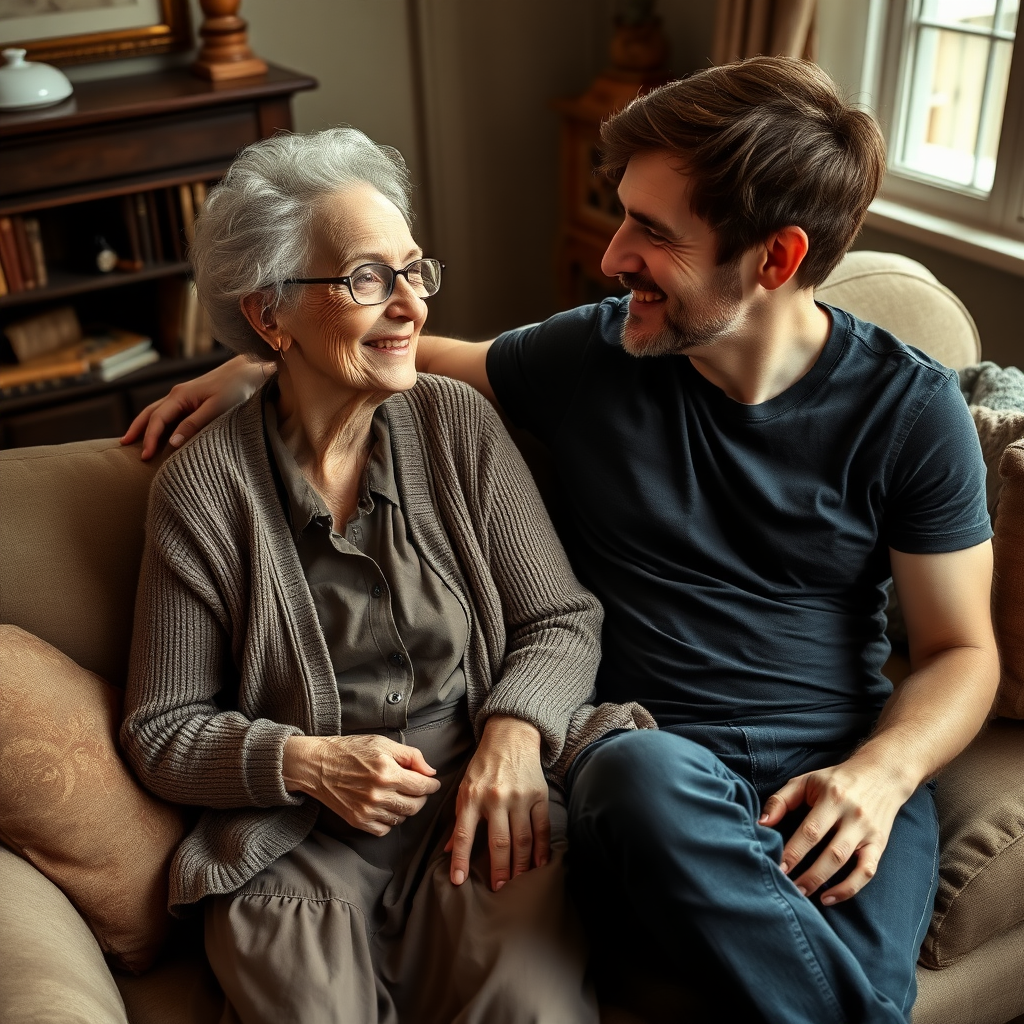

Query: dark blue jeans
left=567, top=720, right=939, bottom=1024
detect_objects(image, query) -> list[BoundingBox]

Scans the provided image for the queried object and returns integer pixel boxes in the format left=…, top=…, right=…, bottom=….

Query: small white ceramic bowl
left=0, top=47, right=73, bottom=111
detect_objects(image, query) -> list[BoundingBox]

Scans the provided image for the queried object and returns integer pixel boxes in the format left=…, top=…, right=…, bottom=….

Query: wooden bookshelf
left=0, top=62, right=316, bottom=448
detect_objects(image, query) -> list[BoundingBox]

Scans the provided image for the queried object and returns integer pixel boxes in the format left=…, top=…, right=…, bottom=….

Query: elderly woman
left=120, top=127, right=649, bottom=1024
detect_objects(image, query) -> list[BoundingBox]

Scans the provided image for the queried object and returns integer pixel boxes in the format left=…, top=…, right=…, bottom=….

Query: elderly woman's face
left=277, top=183, right=426, bottom=398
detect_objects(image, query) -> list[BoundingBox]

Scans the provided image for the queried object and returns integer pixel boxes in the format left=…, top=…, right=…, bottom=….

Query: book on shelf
left=134, top=192, right=155, bottom=265
left=0, top=216, right=25, bottom=293
left=0, top=354, right=91, bottom=393
left=96, top=344, right=160, bottom=381
left=11, top=216, right=37, bottom=290
left=22, top=217, right=47, bottom=288
left=119, top=194, right=145, bottom=272
left=1, top=307, right=160, bottom=392
left=180, top=277, right=200, bottom=357
left=144, top=190, right=165, bottom=263
left=162, top=187, right=184, bottom=262
left=5, top=306, right=82, bottom=362
left=178, top=183, right=196, bottom=245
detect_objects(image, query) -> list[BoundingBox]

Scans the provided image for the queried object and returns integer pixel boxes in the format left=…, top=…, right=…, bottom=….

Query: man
left=129, top=57, right=998, bottom=1023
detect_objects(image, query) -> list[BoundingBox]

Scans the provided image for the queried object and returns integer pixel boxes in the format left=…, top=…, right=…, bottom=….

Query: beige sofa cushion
left=816, top=250, right=981, bottom=372
left=0, top=439, right=163, bottom=687
left=921, top=720, right=1024, bottom=969
left=0, top=626, right=187, bottom=973
left=0, top=841, right=129, bottom=1024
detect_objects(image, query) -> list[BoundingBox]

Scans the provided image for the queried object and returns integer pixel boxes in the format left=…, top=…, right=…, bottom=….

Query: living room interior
left=2, top=2, right=1024, bottom=1023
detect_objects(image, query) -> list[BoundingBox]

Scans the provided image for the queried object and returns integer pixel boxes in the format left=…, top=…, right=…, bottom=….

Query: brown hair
left=599, top=56, right=886, bottom=287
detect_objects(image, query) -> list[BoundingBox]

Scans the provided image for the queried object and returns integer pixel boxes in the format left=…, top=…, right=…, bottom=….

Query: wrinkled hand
left=759, top=757, right=912, bottom=905
left=121, top=355, right=268, bottom=460
left=445, top=715, right=549, bottom=892
left=283, top=734, right=440, bottom=836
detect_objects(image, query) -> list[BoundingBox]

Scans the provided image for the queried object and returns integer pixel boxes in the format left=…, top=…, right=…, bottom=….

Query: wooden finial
left=191, top=0, right=268, bottom=82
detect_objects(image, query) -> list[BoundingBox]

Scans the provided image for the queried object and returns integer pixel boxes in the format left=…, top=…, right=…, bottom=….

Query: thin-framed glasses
left=283, top=258, right=444, bottom=306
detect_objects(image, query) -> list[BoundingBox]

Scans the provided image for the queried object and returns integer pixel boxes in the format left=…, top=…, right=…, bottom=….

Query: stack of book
left=0, top=306, right=159, bottom=396
left=0, top=215, right=47, bottom=295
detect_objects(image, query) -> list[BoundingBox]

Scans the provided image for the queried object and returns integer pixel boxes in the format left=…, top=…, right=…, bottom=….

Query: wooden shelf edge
left=0, top=162, right=227, bottom=216
left=0, top=263, right=192, bottom=310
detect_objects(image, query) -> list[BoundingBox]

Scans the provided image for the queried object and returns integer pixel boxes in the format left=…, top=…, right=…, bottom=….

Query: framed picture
left=0, top=0, right=193, bottom=66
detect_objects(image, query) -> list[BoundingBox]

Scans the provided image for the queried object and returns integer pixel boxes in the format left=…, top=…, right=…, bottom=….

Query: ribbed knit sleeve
left=121, top=403, right=339, bottom=813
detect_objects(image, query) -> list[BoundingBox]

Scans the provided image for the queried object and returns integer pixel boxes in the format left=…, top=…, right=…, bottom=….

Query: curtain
left=711, top=0, right=818, bottom=64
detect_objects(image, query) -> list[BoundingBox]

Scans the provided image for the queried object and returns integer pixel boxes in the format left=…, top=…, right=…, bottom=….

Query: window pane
left=925, top=0, right=997, bottom=30
left=1000, top=0, right=1020, bottom=33
left=975, top=38, right=1014, bottom=189
left=897, top=25, right=1012, bottom=191
left=900, top=27, right=988, bottom=186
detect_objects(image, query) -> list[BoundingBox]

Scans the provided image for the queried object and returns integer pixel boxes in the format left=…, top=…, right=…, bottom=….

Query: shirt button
left=387, top=691, right=403, bottom=704
left=372, top=584, right=382, bottom=598
left=389, top=652, right=405, bottom=667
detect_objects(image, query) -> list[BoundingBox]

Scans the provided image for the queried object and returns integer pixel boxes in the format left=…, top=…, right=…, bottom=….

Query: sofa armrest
left=0, top=843, right=128, bottom=1024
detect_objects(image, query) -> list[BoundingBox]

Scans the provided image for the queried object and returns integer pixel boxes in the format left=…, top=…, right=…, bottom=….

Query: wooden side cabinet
left=550, top=12, right=671, bottom=309
left=0, top=62, right=316, bottom=449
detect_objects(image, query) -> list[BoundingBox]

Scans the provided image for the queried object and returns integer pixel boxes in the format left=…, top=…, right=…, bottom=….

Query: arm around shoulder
left=417, top=334, right=497, bottom=405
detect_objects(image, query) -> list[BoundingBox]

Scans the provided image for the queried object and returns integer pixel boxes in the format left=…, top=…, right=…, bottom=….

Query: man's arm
left=760, top=541, right=998, bottom=904
left=416, top=335, right=497, bottom=404
left=121, top=336, right=500, bottom=460
left=121, top=355, right=268, bottom=460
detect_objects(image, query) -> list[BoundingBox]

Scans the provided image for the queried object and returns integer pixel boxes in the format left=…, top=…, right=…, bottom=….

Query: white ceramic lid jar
left=0, top=47, right=73, bottom=111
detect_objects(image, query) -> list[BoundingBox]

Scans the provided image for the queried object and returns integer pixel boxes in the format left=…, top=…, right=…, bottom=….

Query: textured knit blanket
left=960, top=361, right=1024, bottom=411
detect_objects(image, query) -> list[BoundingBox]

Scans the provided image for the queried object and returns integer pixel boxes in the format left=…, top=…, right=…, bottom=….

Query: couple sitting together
left=121, top=55, right=998, bottom=1024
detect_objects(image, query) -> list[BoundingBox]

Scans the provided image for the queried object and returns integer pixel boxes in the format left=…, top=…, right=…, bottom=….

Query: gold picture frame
left=0, top=0, right=193, bottom=67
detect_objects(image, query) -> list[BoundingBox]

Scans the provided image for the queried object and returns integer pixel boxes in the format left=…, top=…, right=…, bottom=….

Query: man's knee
left=569, top=729, right=737, bottom=847
left=569, top=729, right=724, bottom=826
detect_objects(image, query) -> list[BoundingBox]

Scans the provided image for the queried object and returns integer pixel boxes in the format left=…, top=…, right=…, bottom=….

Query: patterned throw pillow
left=0, top=626, right=187, bottom=973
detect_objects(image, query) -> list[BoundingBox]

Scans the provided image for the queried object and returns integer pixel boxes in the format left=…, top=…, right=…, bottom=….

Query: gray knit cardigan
left=122, top=373, right=654, bottom=911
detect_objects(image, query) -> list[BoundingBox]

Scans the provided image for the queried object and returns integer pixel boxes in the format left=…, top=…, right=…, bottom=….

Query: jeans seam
left=899, top=799, right=940, bottom=1014
left=747, top=808, right=848, bottom=1024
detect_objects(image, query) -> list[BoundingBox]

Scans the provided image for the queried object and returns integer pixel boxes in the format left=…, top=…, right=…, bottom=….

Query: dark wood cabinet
left=0, top=62, right=316, bottom=448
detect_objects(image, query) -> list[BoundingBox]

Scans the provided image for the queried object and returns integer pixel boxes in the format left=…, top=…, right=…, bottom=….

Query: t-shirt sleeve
left=486, top=299, right=619, bottom=442
left=886, top=372, right=992, bottom=554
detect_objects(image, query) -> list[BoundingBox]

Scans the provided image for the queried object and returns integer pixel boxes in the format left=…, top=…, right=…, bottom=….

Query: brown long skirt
left=205, top=717, right=597, bottom=1024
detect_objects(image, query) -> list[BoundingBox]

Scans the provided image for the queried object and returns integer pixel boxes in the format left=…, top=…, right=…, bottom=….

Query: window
left=891, top=0, right=1017, bottom=194
left=821, top=0, right=1024, bottom=270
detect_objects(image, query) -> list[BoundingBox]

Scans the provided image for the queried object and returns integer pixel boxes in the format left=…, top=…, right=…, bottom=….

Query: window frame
left=868, top=0, right=1024, bottom=242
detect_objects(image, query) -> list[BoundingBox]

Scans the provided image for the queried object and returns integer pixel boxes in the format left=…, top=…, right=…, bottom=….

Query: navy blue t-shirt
left=487, top=297, right=991, bottom=728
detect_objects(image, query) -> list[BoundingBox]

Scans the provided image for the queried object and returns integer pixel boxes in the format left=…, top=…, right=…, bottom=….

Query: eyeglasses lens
left=348, top=260, right=443, bottom=305
left=350, top=265, right=391, bottom=304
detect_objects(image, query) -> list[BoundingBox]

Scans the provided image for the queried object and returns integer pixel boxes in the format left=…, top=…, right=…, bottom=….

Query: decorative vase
left=0, top=48, right=73, bottom=111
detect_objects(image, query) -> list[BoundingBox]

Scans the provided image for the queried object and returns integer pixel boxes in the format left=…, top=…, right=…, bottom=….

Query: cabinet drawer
left=1, top=105, right=260, bottom=198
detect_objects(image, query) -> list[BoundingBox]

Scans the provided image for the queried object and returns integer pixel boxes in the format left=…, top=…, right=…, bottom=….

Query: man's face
left=600, top=151, right=746, bottom=358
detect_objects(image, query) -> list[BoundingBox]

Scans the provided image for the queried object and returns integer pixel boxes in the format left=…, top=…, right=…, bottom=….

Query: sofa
left=1, top=250, right=1024, bottom=1024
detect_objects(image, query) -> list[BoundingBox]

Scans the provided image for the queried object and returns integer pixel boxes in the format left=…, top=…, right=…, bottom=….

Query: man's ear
left=240, top=292, right=288, bottom=351
left=755, top=226, right=810, bottom=291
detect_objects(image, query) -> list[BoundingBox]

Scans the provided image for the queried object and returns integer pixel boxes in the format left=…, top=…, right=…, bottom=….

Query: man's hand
left=445, top=715, right=549, bottom=891
left=121, top=354, right=269, bottom=459
left=759, top=754, right=913, bottom=905
left=283, top=734, right=440, bottom=836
